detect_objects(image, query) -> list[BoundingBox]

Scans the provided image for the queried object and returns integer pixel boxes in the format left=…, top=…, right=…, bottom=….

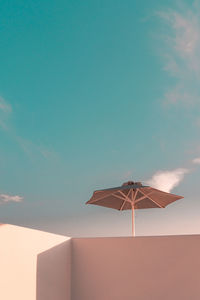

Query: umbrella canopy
left=86, top=181, right=184, bottom=236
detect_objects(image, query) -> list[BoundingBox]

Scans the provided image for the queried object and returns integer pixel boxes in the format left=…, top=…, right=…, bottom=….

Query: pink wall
left=72, top=235, right=200, bottom=300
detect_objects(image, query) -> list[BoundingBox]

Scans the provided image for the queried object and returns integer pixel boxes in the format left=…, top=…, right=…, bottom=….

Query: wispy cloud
left=146, top=153, right=200, bottom=192
left=157, top=2, right=200, bottom=107
left=0, top=97, right=24, bottom=204
left=0, top=97, right=12, bottom=113
left=192, top=157, right=200, bottom=164
left=0, top=95, right=57, bottom=160
left=146, top=168, right=189, bottom=193
left=14, top=135, right=57, bottom=160
left=0, top=194, right=23, bottom=203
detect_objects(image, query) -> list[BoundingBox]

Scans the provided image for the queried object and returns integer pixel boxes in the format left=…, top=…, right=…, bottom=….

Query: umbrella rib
left=114, top=194, right=131, bottom=203
left=127, top=189, right=132, bottom=198
left=119, top=189, right=132, bottom=210
left=88, top=193, right=114, bottom=203
left=132, top=189, right=138, bottom=204
left=134, top=191, right=154, bottom=204
left=119, top=200, right=126, bottom=211
left=118, top=190, right=132, bottom=203
left=138, top=189, right=163, bottom=208
left=89, top=191, right=131, bottom=204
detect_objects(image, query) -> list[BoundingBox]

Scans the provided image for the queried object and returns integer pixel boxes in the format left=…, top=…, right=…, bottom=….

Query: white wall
left=0, top=224, right=71, bottom=300
left=72, top=235, right=200, bottom=300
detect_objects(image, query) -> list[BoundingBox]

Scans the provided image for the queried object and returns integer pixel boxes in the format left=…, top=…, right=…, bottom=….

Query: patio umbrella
left=86, top=181, right=183, bottom=236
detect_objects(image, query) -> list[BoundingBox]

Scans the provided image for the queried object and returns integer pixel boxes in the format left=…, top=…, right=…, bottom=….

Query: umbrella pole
left=132, top=205, right=134, bottom=237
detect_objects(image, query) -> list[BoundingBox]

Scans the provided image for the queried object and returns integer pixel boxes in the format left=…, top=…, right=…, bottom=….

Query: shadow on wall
left=36, top=239, right=71, bottom=300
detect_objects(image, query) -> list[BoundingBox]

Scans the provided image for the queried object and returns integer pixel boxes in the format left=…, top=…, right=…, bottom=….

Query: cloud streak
left=0, top=97, right=12, bottom=113
left=0, top=194, right=23, bottom=203
left=0, top=95, right=57, bottom=160
left=0, top=96, right=12, bottom=130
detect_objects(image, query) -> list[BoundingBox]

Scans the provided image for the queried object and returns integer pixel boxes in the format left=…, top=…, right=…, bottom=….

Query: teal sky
left=1, top=0, right=200, bottom=237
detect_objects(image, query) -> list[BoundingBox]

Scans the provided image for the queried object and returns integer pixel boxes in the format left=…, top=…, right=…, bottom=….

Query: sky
left=0, top=0, right=200, bottom=237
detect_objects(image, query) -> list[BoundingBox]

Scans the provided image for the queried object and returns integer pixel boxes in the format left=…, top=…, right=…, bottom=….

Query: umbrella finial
left=122, top=181, right=142, bottom=186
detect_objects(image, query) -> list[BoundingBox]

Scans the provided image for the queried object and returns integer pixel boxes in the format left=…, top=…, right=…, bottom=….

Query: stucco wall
left=0, top=224, right=71, bottom=300
left=72, top=235, right=200, bottom=300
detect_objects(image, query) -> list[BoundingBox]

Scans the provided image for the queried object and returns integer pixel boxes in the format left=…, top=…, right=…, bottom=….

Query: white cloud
left=192, top=157, right=200, bottom=164
left=0, top=194, right=23, bottom=203
left=146, top=168, right=189, bottom=193
left=158, top=2, right=200, bottom=106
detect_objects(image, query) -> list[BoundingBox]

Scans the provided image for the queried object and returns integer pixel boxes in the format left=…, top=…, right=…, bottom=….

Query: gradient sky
left=0, top=0, right=200, bottom=237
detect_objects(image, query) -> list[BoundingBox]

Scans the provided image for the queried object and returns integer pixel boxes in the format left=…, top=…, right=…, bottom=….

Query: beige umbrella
left=86, top=181, right=183, bottom=236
